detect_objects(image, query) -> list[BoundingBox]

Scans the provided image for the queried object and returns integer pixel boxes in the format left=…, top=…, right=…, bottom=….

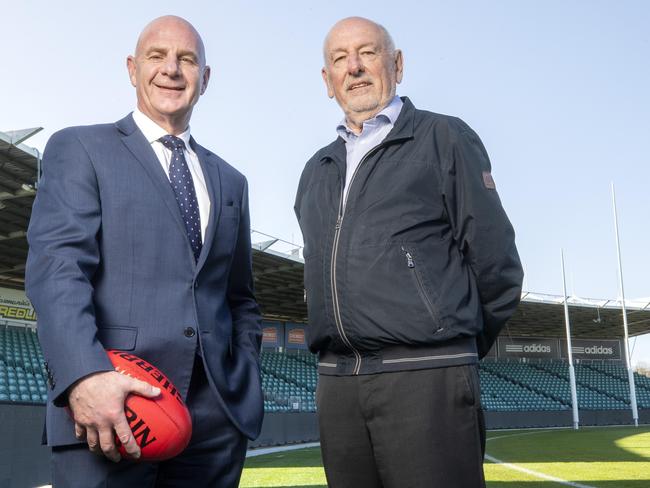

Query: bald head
left=323, top=17, right=395, bottom=65
left=127, top=15, right=211, bottom=135
left=321, top=16, right=403, bottom=133
left=136, top=15, right=207, bottom=66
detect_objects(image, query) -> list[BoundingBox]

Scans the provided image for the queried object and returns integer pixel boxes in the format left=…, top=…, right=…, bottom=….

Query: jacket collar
left=115, top=112, right=140, bottom=136
left=319, top=96, right=416, bottom=166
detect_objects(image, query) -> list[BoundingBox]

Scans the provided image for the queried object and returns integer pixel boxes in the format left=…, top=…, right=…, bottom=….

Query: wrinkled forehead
left=136, top=18, right=206, bottom=62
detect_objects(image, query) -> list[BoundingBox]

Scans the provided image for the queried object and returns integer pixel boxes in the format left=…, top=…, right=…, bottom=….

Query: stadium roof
left=0, top=129, right=40, bottom=290
left=505, top=292, right=650, bottom=339
left=2, top=135, right=649, bottom=340
left=252, top=231, right=306, bottom=322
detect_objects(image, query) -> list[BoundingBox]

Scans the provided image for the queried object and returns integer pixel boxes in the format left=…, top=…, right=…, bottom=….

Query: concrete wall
left=251, top=409, right=650, bottom=448
left=0, top=403, right=50, bottom=488
left=250, top=412, right=319, bottom=448
left=485, top=408, right=650, bottom=429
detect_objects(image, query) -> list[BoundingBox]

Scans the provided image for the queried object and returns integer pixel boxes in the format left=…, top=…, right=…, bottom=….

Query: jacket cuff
left=49, top=355, right=115, bottom=408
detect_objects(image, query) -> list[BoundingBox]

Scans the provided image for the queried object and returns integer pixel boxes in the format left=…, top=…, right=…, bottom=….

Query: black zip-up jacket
left=295, top=98, right=523, bottom=375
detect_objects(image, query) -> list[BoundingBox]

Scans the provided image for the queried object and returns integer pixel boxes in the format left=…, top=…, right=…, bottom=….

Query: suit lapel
left=116, top=114, right=196, bottom=265
left=191, top=138, right=222, bottom=274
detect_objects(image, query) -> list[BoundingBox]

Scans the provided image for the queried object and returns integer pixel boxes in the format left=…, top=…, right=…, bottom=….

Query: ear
left=200, top=65, right=211, bottom=95
left=394, top=49, right=404, bottom=84
left=321, top=67, right=334, bottom=99
left=126, top=56, right=137, bottom=87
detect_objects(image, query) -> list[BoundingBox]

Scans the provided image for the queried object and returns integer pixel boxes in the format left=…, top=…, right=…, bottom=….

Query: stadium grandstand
left=1, top=129, right=650, bottom=485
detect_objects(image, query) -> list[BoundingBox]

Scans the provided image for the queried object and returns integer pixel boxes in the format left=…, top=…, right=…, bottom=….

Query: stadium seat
left=1, top=326, right=646, bottom=413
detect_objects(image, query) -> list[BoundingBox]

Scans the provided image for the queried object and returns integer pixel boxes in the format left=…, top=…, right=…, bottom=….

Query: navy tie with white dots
left=159, top=135, right=202, bottom=262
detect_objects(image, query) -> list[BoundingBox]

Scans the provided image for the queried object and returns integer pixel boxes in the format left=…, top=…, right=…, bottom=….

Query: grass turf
left=240, top=426, right=650, bottom=487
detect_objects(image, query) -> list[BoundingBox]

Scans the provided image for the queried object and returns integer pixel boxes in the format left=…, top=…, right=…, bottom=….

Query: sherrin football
left=107, top=350, right=192, bottom=461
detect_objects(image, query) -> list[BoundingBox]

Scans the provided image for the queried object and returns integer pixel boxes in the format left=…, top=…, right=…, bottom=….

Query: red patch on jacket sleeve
left=482, top=171, right=496, bottom=190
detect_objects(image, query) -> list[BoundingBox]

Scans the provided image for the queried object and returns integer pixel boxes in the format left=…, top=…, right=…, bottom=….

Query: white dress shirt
left=132, top=108, right=210, bottom=241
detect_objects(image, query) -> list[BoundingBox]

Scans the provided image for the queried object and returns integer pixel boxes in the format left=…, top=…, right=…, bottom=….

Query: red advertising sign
left=288, top=328, right=305, bottom=345
left=262, top=327, right=278, bottom=344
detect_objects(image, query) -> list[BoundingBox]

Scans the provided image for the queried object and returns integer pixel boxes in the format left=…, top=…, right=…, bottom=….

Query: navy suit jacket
left=25, top=114, right=263, bottom=446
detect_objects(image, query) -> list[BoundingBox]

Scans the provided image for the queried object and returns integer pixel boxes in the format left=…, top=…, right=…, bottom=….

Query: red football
left=107, top=350, right=192, bottom=461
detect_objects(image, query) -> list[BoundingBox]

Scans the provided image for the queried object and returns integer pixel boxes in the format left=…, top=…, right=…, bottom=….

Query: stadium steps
left=506, top=363, right=569, bottom=410
left=528, top=362, right=601, bottom=408
left=479, top=362, right=568, bottom=411
left=584, top=363, right=650, bottom=409
left=575, top=364, right=630, bottom=403
left=531, top=362, right=628, bottom=410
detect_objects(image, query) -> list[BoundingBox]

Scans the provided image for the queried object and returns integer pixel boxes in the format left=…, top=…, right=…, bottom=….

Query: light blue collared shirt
left=336, top=96, right=403, bottom=204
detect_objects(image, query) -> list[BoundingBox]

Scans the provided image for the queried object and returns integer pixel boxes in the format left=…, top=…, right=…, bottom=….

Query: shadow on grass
left=242, top=428, right=650, bottom=487
left=487, top=483, right=650, bottom=487
left=486, top=426, right=650, bottom=463
left=244, top=482, right=650, bottom=488
left=245, top=482, right=650, bottom=488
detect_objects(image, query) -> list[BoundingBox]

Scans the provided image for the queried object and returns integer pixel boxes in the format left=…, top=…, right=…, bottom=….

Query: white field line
left=486, top=429, right=597, bottom=488
left=487, top=430, right=549, bottom=442
left=246, top=442, right=320, bottom=457
left=484, top=454, right=597, bottom=488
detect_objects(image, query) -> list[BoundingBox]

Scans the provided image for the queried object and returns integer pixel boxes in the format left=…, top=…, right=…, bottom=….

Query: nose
left=347, top=53, right=364, bottom=75
left=161, top=55, right=181, bottom=77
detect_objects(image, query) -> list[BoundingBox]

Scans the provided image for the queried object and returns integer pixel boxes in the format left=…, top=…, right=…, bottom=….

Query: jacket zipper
left=330, top=143, right=388, bottom=375
left=401, top=246, right=441, bottom=329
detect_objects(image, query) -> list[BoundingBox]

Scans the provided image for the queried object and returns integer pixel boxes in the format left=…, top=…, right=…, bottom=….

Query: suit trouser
left=51, top=356, right=247, bottom=488
left=317, top=364, right=486, bottom=488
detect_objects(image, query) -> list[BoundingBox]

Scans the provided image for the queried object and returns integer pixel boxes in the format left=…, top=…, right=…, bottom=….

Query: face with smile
left=127, top=16, right=210, bottom=135
left=322, top=17, right=403, bottom=133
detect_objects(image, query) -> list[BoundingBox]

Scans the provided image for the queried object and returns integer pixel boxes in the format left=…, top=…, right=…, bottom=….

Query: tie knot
left=159, top=135, right=186, bottom=151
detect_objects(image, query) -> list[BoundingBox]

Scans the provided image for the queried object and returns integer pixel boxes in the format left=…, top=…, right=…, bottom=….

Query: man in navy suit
left=26, top=15, right=262, bottom=487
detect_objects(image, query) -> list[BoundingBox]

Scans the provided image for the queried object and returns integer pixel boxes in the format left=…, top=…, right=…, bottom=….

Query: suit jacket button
left=184, top=327, right=196, bottom=338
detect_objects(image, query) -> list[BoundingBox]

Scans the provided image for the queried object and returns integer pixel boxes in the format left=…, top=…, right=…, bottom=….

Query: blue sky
left=3, top=1, right=649, bottom=364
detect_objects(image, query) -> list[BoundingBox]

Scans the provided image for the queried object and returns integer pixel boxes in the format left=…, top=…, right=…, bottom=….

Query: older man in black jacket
left=294, top=16, right=523, bottom=488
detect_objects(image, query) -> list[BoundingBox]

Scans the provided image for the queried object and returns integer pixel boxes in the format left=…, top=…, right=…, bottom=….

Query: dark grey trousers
left=317, top=365, right=486, bottom=488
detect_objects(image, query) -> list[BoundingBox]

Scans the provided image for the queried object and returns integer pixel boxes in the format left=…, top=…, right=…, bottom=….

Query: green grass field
left=240, top=426, right=650, bottom=487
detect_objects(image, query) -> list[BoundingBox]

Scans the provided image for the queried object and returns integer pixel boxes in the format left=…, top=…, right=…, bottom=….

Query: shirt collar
left=132, top=108, right=192, bottom=150
left=336, top=95, right=404, bottom=140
